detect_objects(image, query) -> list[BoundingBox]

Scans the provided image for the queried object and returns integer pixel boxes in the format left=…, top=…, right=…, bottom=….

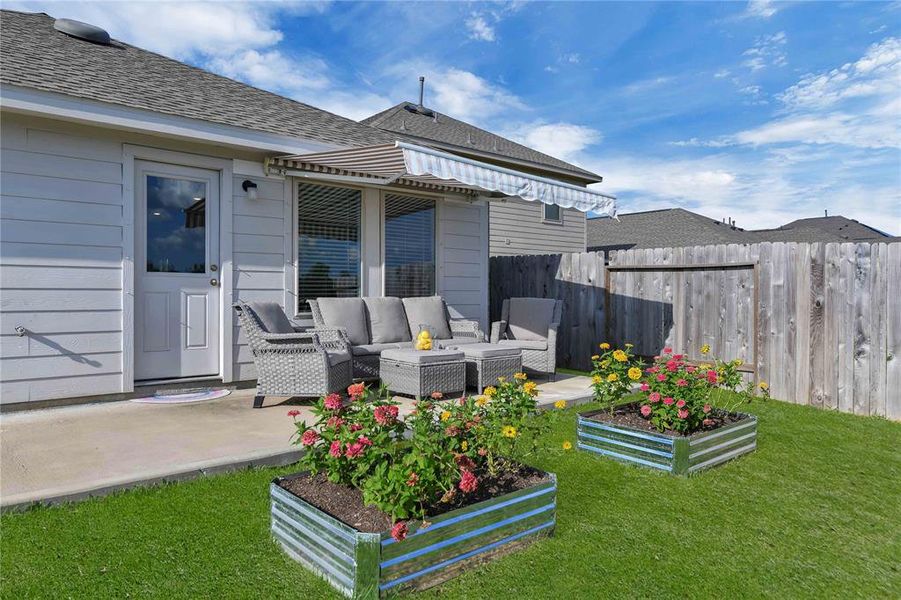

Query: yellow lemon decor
left=415, top=328, right=433, bottom=351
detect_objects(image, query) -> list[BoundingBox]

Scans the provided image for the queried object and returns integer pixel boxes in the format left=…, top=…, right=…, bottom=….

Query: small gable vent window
left=543, top=203, right=562, bottom=223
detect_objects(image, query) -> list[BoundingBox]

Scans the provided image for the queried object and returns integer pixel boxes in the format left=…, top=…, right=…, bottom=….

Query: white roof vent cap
left=53, top=18, right=111, bottom=45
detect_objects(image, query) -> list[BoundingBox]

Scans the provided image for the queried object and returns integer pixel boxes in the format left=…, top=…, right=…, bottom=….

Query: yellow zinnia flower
left=759, top=381, right=769, bottom=391
left=523, top=381, right=538, bottom=396
left=625, top=343, right=634, bottom=348
left=484, top=386, right=497, bottom=397
left=554, top=400, right=567, bottom=409
left=599, top=342, right=611, bottom=350
left=700, top=344, right=711, bottom=355
left=591, top=355, right=600, bottom=361
left=513, top=372, right=527, bottom=380
left=562, top=440, right=573, bottom=451
left=600, top=360, right=610, bottom=369
left=461, top=441, right=468, bottom=451
left=607, top=373, right=618, bottom=382
left=497, top=376, right=506, bottom=383
left=592, top=375, right=603, bottom=385
left=440, top=410, right=451, bottom=421
left=612, top=350, right=627, bottom=362
left=501, top=425, right=517, bottom=438
left=628, top=367, right=642, bottom=381
left=475, top=395, right=489, bottom=406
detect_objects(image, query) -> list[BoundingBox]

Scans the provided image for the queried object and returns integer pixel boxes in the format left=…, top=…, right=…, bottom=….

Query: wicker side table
left=379, top=349, right=465, bottom=398
left=454, top=343, right=523, bottom=392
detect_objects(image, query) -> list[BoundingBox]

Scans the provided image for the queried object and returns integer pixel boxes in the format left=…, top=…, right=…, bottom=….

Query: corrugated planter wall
left=577, top=410, right=757, bottom=474
left=270, top=472, right=557, bottom=598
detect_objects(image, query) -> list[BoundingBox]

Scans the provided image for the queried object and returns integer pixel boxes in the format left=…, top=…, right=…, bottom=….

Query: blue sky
left=12, top=1, right=900, bottom=233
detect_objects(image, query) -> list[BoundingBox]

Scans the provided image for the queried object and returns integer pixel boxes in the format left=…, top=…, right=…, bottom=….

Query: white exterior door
left=135, top=161, right=220, bottom=381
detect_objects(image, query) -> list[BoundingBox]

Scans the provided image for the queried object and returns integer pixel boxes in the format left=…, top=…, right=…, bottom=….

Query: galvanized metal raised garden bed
left=270, top=472, right=556, bottom=598
left=577, top=410, right=757, bottom=475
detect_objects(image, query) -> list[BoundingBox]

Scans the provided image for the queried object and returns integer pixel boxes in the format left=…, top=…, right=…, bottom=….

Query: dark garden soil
left=278, top=463, right=551, bottom=533
left=584, top=403, right=749, bottom=437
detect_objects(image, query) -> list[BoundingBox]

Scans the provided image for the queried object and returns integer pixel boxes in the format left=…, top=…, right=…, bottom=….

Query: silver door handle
left=210, top=278, right=218, bottom=287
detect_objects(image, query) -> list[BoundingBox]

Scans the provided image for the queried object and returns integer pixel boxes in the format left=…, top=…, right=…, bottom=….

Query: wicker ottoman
left=379, top=349, right=465, bottom=398
left=455, top=343, right=522, bottom=392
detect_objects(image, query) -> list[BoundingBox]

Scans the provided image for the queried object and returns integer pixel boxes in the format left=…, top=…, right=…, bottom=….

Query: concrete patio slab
left=0, top=374, right=592, bottom=510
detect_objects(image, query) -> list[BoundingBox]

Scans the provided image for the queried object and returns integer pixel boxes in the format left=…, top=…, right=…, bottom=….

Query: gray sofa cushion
left=436, top=337, right=483, bottom=349
left=402, top=296, right=452, bottom=340
left=364, top=297, right=411, bottom=343
left=327, top=349, right=352, bottom=366
left=507, top=298, right=556, bottom=341
left=352, top=342, right=406, bottom=356
left=497, top=339, right=548, bottom=351
left=247, top=302, right=294, bottom=334
left=381, top=348, right=464, bottom=364
left=457, top=343, right=521, bottom=358
left=316, top=298, right=369, bottom=346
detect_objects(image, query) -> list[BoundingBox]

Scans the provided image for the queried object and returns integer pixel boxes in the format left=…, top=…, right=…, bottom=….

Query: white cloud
left=745, top=0, right=779, bottom=19
left=504, top=122, right=602, bottom=162
left=713, top=69, right=731, bottom=79
left=742, top=31, right=787, bottom=71
left=466, top=14, right=496, bottom=42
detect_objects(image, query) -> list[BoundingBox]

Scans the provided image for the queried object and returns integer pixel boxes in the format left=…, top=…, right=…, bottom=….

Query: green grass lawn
left=2, top=397, right=899, bottom=599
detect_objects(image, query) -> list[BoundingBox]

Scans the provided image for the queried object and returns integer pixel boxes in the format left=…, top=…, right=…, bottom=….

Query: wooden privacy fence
left=489, top=242, right=901, bottom=419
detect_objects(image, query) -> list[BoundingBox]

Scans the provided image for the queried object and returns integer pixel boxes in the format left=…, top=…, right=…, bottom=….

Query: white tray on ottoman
left=454, top=343, right=523, bottom=392
left=379, top=349, right=466, bottom=398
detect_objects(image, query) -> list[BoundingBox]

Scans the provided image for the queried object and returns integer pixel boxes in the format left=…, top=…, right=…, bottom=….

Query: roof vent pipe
left=419, top=76, right=425, bottom=109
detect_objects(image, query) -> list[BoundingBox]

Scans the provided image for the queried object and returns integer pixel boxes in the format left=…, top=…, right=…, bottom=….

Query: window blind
left=384, top=193, right=436, bottom=298
left=297, top=183, right=361, bottom=313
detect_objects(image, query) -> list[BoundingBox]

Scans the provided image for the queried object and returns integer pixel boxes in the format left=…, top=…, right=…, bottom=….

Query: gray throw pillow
left=507, top=298, right=556, bottom=341
left=364, top=297, right=411, bottom=343
left=247, top=302, right=295, bottom=334
left=316, top=298, right=369, bottom=346
left=402, top=296, right=452, bottom=340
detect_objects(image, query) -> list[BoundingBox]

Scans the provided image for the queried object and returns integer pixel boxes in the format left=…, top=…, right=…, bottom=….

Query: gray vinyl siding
left=231, top=175, right=290, bottom=382
left=0, top=117, right=125, bottom=403
left=489, top=197, right=586, bottom=256
left=438, top=198, right=489, bottom=331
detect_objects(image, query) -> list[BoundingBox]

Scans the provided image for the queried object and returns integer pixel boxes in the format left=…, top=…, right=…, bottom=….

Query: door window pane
left=384, top=194, right=436, bottom=298
left=297, top=183, right=362, bottom=313
left=146, top=175, right=207, bottom=273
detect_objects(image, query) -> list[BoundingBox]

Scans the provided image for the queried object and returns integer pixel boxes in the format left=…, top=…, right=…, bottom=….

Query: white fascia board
left=0, top=84, right=341, bottom=155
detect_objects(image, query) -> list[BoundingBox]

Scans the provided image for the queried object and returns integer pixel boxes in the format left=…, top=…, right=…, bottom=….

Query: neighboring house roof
left=0, top=10, right=394, bottom=149
left=362, top=102, right=602, bottom=183
left=587, top=208, right=896, bottom=251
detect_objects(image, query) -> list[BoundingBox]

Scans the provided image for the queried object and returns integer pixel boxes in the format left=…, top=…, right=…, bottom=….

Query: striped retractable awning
left=269, top=141, right=617, bottom=216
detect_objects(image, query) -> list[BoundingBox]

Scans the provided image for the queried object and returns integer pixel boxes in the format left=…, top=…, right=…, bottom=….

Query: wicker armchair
left=490, top=298, right=562, bottom=380
left=234, top=301, right=352, bottom=408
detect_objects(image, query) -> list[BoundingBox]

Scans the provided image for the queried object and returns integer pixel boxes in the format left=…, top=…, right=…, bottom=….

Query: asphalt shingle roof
left=0, top=10, right=394, bottom=149
left=362, top=102, right=602, bottom=183
left=587, top=208, right=895, bottom=251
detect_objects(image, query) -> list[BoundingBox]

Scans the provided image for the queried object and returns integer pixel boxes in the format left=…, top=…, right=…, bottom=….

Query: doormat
left=131, top=388, right=232, bottom=404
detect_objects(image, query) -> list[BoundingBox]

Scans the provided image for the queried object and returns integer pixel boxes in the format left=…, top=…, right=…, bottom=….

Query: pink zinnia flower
left=686, top=366, right=697, bottom=373
left=676, top=379, right=688, bottom=387
left=326, top=416, right=345, bottom=429
left=656, top=373, right=667, bottom=382
left=455, top=454, right=476, bottom=471
left=640, top=404, right=652, bottom=417
left=640, top=382, right=650, bottom=392
left=344, top=442, right=364, bottom=458
left=648, top=392, right=661, bottom=403
left=673, top=354, right=684, bottom=361
left=287, top=409, right=301, bottom=418
left=329, top=440, right=342, bottom=457
left=647, top=366, right=660, bottom=374
left=663, top=347, right=673, bottom=354
left=458, top=470, right=478, bottom=493
left=703, top=404, right=712, bottom=414
left=357, top=435, right=372, bottom=447
left=477, top=447, right=488, bottom=456
left=391, top=521, right=408, bottom=542
left=678, top=409, right=689, bottom=419
left=445, top=425, right=461, bottom=437
left=350, top=423, right=363, bottom=432
left=300, top=429, right=319, bottom=446
left=431, top=391, right=444, bottom=400
left=666, top=360, right=678, bottom=372
left=703, top=418, right=715, bottom=426
left=406, top=472, right=419, bottom=487
left=324, top=393, right=343, bottom=411
left=374, top=404, right=399, bottom=425
left=663, top=397, right=674, bottom=405
left=347, top=382, right=365, bottom=398
left=707, top=370, right=718, bottom=384
left=676, top=399, right=686, bottom=408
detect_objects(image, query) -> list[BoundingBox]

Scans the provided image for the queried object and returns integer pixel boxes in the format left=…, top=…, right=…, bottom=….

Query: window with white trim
left=384, top=193, right=436, bottom=298
left=296, top=182, right=361, bottom=314
left=543, top=203, right=562, bottom=223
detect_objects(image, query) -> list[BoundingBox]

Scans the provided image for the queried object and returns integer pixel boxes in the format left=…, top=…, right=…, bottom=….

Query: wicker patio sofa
left=308, top=296, right=485, bottom=380
left=490, top=297, right=562, bottom=379
left=234, top=301, right=352, bottom=408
